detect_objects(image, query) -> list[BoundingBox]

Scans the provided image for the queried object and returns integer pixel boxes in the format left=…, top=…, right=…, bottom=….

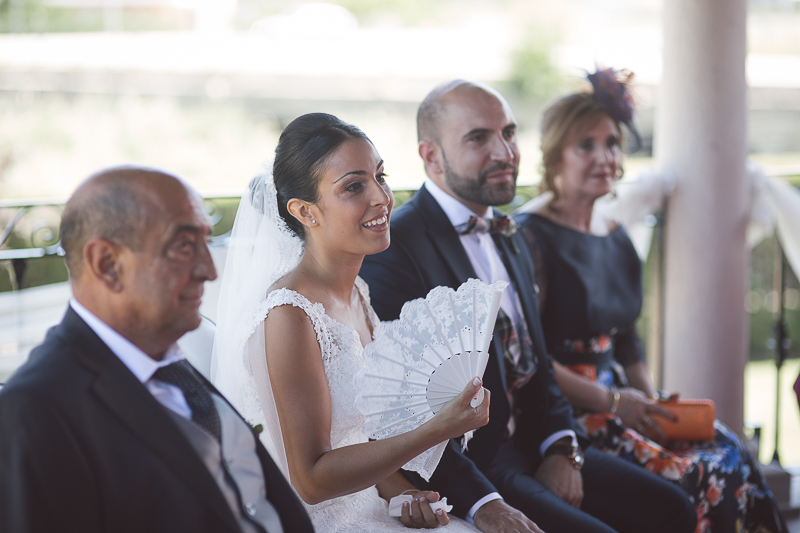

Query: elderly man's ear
left=418, top=141, right=444, bottom=176
left=83, top=239, right=125, bottom=292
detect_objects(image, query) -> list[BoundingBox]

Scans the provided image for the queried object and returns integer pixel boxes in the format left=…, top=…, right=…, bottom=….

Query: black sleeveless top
left=516, top=212, right=644, bottom=380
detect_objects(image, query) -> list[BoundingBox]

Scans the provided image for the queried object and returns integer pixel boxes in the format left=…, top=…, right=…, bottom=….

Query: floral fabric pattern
left=560, top=333, right=614, bottom=354
left=522, top=212, right=787, bottom=533
left=577, top=414, right=785, bottom=533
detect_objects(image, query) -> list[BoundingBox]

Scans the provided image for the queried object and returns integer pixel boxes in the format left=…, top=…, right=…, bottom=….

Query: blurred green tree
left=0, top=0, right=193, bottom=33
left=507, top=24, right=564, bottom=104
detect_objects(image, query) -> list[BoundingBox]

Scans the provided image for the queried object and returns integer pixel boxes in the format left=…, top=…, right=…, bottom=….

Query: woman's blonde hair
left=539, top=92, right=623, bottom=198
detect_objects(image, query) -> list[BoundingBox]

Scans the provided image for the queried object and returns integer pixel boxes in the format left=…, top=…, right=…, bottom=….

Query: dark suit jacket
left=360, top=185, right=575, bottom=518
left=0, top=307, right=314, bottom=533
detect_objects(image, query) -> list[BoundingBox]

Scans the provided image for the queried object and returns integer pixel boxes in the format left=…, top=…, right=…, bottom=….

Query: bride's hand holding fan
left=356, top=278, right=507, bottom=465
left=430, top=377, right=491, bottom=441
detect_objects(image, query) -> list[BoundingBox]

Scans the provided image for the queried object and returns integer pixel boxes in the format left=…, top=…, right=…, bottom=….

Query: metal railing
left=0, top=194, right=242, bottom=290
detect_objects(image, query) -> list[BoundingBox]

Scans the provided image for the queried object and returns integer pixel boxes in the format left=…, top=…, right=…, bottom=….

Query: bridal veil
left=211, top=166, right=303, bottom=479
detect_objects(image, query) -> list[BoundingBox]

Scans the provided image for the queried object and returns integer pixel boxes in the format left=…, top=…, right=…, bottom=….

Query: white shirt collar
left=69, top=299, right=185, bottom=383
left=424, top=180, right=494, bottom=228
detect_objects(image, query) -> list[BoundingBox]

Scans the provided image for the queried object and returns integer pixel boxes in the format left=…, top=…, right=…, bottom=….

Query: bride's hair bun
left=273, top=113, right=370, bottom=239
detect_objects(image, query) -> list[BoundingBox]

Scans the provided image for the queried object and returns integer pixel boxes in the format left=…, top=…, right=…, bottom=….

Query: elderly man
left=0, top=166, right=313, bottom=533
left=360, top=81, right=696, bottom=533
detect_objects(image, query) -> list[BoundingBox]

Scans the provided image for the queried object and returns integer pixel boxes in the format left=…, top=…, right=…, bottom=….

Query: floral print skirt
left=577, top=413, right=788, bottom=533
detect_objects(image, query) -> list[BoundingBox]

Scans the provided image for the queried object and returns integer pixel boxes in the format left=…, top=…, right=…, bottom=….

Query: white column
left=654, top=0, right=748, bottom=430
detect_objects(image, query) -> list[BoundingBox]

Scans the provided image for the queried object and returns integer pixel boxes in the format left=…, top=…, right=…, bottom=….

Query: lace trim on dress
left=254, top=284, right=380, bottom=515
left=254, top=276, right=375, bottom=361
left=254, top=288, right=334, bottom=362
left=257, top=282, right=445, bottom=482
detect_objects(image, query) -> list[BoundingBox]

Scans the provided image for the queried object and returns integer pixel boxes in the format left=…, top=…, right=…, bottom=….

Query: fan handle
left=470, top=387, right=486, bottom=408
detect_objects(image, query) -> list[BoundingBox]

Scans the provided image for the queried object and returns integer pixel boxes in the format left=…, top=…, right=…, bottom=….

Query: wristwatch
left=544, top=443, right=584, bottom=470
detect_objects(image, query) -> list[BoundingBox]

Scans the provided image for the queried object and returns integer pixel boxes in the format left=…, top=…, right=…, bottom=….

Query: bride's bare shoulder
left=263, top=272, right=327, bottom=327
left=262, top=288, right=322, bottom=359
left=266, top=271, right=291, bottom=293
left=266, top=269, right=306, bottom=296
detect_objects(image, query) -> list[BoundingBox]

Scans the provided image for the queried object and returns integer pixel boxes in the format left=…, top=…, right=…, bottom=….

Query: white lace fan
left=355, top=278, right=507, bottom=445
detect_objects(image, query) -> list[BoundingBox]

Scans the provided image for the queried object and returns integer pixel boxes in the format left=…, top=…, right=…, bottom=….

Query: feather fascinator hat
left=587, top=67, right=642, bottom=152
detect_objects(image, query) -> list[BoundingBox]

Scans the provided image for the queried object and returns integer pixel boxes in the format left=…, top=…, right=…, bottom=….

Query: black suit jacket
left=0, top=307, right=314, bottom=533
left=360, top=185, right=575, bottom=518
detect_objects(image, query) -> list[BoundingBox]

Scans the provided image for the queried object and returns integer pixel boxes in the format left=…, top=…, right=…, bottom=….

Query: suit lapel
left=414, top=188, right=510, bottom=389
left=194, top=363, right=312, bottom=532
left=493, top=225, right=545, bottom=366
left=415, top=186, right=478, bottom=284
left=60, top=309, right=241, bottom=533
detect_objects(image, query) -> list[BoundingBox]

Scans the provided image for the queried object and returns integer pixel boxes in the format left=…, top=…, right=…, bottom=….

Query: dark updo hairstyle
left=273, top=112, right=371, bottom=239
left=539, top=92, right=623, bottom=199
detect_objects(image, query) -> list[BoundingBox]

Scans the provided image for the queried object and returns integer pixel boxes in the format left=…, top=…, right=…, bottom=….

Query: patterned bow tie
left=456, top=214, right=518, bottom=237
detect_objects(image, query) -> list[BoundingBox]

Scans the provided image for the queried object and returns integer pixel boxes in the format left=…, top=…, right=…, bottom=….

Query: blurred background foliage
left=0, top=0, right=524, bottom=33
left=238, top=0, right=445, bottom=27
left=1, top=0, right=799, bottom=363
left=0, top=0, right=194, bottom=32
left=506, top=23, right=565, bottom=104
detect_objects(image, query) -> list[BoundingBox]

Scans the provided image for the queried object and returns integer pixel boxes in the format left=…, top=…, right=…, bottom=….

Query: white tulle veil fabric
left=210, top=165, right=303, bottom=479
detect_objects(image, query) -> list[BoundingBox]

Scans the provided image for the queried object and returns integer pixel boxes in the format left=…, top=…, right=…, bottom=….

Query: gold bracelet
left=609, top=386, right=620, bottom=414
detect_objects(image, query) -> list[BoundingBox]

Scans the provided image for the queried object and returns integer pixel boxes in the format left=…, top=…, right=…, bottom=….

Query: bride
left=211, top=113, right=489, bottom=532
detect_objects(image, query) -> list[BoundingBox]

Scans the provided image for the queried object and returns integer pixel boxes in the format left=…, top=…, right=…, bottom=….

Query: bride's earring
left=312, top=219, right=316, bottom=224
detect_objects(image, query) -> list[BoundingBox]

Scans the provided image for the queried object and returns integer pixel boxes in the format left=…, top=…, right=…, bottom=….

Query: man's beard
left=442, top=152, right=518, bottom=207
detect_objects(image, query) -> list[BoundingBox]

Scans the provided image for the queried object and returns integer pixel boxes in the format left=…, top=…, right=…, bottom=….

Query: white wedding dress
left=211, top=169, right=477, bottom=532
left=250, top=279, right=478, bottom=533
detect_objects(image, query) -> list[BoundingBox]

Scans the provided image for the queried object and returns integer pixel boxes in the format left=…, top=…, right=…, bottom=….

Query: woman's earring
left=611, top=168, right=623, bottom=198
left=312, top=219, right=316, bottom=224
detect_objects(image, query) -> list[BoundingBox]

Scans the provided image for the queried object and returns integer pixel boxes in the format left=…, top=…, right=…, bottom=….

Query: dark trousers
left=485, top=441, right=697, bottom=533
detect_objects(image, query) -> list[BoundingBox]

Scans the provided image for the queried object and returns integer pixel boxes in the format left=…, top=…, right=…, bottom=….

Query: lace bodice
left=258, top=277, right=378, bottom=451
left=249, top=278, right=477, bottom=532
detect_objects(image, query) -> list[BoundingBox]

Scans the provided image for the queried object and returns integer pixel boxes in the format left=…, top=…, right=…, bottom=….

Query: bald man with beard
left=361, top=81, right=697, bottom=533
left=0, top=166, right=313, bottom=533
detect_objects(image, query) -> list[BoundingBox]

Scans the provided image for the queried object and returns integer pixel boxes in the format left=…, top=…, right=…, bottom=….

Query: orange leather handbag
left=654, top=399, right=716, bottom=441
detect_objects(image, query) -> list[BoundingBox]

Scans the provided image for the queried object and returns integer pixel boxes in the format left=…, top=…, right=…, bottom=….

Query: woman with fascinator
left=515, top=70, right=787, bottom=533
left=211, top=113, right=488, bottom=532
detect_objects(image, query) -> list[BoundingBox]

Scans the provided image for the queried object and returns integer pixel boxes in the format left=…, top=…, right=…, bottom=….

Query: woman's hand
left=399, top=491, right=450, bottom=529
left=616, top=387, right=677, bottom=443
left=434, top=377, right=491, bottom=439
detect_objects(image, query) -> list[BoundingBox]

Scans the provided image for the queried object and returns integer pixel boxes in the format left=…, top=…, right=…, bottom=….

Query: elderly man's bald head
left=417, top=80, right=507, bottom=144
left=60, top=166, right=194, bottom=277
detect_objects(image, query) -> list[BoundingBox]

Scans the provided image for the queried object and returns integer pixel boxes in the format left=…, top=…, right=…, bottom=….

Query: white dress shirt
left=424, top=181, right=576, bottom=521
left=425, top=180, right=522, bottom=329
left=70, top=299, right=194, bottom=420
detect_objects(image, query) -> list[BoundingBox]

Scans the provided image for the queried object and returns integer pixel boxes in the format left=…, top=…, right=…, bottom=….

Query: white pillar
left=654, top=0, right=748, bottom=430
